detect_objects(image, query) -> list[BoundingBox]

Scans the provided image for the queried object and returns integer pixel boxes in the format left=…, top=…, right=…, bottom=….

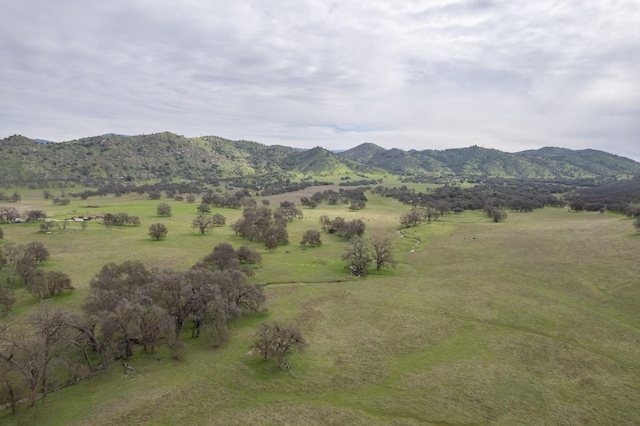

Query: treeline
left=258, top=180, right=333, bottom=196
left=372, top=182, right=565, bottom=212
left=69, top=181, right=206, bottom=200
left=338, top=178, right=380, bottom=187
left=1, top=179, right=79, bottom=189
left=0, top=243, right=265, bottom=411
left=63, top=178, right=335, bottom=202
left=564, top=178, right=640, bottom=214
left=300, top=187, right=368, bottom=209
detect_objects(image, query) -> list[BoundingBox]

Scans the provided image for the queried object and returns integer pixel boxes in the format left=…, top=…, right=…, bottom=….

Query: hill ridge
left=1, top=133, right=638, bottom=182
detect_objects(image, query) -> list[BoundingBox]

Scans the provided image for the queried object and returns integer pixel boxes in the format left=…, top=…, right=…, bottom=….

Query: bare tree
left=0, top=323, right=42, bottom=407
left=60, top=312, right=106, bottom=375
left=400, top=209, right=422, bottom=227
left=252, top=322, right=306, bottom=370
left=236, top=245, right=262, bottom=265
left=25, top=241, right=50, bottom=264
left=0, top=305, right=68, bottom=407
left=212, top=213, right=226, bottom=227
left=0, top=359, right=20, bottom=414
left=149, top=271, right=189, bottom=337
left=148, top=223, right=168, bottom=240
left=484, top=205, right=508, bottom=222
left=300, top=229, right=322, bottom=247
left=274, top=201, right=303, bottom=223
left=26, top=270, right=74, bottom=300
left=342, top=237, right=372, bottom=276
left=197, top=203, right=211, bottom=213
left=131, top=298, right=174, bottom=354
left=192, top=214, right=213, bottom=235
left=30, top=305, right=68, bottom=400
left=371, top=236, right=396, bottom=270
left=0, top=287, right=15, bottom=317
left=183, top=268, right=229, bottom=338
left=264, top=225, right=288, bottom=251
left=203, top=243, right=239, bottom=271
left=84, top=261, right=153, bottom=359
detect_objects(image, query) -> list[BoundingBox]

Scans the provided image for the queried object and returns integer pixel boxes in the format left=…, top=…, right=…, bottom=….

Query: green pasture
left=1, top=189, right=639, bottom=424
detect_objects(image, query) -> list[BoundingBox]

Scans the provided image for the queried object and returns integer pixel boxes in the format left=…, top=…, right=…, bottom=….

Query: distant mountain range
left=1, top=132, right=638, bottom=183
left=339, top=143, right=640, bottom=180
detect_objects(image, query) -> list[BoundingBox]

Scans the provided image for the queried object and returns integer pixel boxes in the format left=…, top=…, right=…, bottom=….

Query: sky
left=2, top=1, right=639, bottom=160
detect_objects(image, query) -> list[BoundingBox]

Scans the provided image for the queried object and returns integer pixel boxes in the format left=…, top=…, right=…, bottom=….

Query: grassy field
left=1, top=187, right=639, bottom=424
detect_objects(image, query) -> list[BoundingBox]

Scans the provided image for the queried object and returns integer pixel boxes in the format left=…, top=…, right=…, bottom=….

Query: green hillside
left=1, top=134, right=639, bottom=183
left=340, top=143, right=640, bottom=180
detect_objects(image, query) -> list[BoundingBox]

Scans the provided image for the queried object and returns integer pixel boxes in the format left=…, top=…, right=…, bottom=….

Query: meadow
left=0, top=185, right=639, bottom=425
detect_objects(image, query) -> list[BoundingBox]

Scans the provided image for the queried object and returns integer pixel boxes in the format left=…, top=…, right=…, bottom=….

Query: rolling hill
left=1, top=133, right=639, bottom=183
left=340, top=143, right=640, bottom=180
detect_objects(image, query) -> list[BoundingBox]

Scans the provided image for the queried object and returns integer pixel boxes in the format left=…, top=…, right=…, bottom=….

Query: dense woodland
left=0, top=242, right=268, bottom=410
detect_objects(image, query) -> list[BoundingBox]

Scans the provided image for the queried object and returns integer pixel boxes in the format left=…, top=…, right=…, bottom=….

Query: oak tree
left=371, top=236, right=396, bottom=270
left=342, top=237, right=372, bottom=276
left=252, top=322, right=306, bottom=370
left=157, top=202, right=172, bottom=217
left=148, top=223, right=168, bottom=240
left=192, top=214, right=214, bottom=235
left=300, top=229, right=322, bottom=247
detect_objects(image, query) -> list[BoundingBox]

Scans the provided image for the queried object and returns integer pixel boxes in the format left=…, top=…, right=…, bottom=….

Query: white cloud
left=1, top=0, right=639, bottom=160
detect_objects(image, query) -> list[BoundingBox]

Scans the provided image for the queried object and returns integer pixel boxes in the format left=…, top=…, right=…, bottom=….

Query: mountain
left=293, top=146, right=368, bottom=175
left=517, top=147, right=640, bottom=178
left=340, top=143, right=640, bottom=180
left=1, top=133, right=639, bottom=183
left=338, top=142, right=387, bottom=163
left=0, top=133, right=367, bottom=183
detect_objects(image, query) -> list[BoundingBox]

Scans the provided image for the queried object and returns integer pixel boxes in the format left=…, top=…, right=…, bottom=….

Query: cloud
left=1, top=0, right=639, bottom=160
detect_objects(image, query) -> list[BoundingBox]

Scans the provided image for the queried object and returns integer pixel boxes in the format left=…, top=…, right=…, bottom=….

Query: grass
left=1, top=189, right=640, bottom=424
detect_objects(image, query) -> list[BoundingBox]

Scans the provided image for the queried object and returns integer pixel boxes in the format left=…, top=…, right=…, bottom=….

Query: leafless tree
left=0, top=287, right=15, bottom=316
left=0, top=305, right=68, bottom=407
left=300, top=229, right=322, bottom=247
left=236, top=245, right=262, bottom=265
left=252, top=322, right=306, bottom=370
left=192, top=214, right=214, bottom=234
left=371, top=236, right=396, bottom=270
left=26, top=270, right=74, bottom=300
left=148, top=223, right=168, bottom=240
left=400, top=209, right=422, bottom=227
left=342, top=237, right=372, bottom=276
left=212, top=213, right=226, bottom=226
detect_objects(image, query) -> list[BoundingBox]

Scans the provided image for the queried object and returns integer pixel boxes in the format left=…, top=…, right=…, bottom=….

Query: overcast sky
left=2, top=1, right=639, bottom=159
